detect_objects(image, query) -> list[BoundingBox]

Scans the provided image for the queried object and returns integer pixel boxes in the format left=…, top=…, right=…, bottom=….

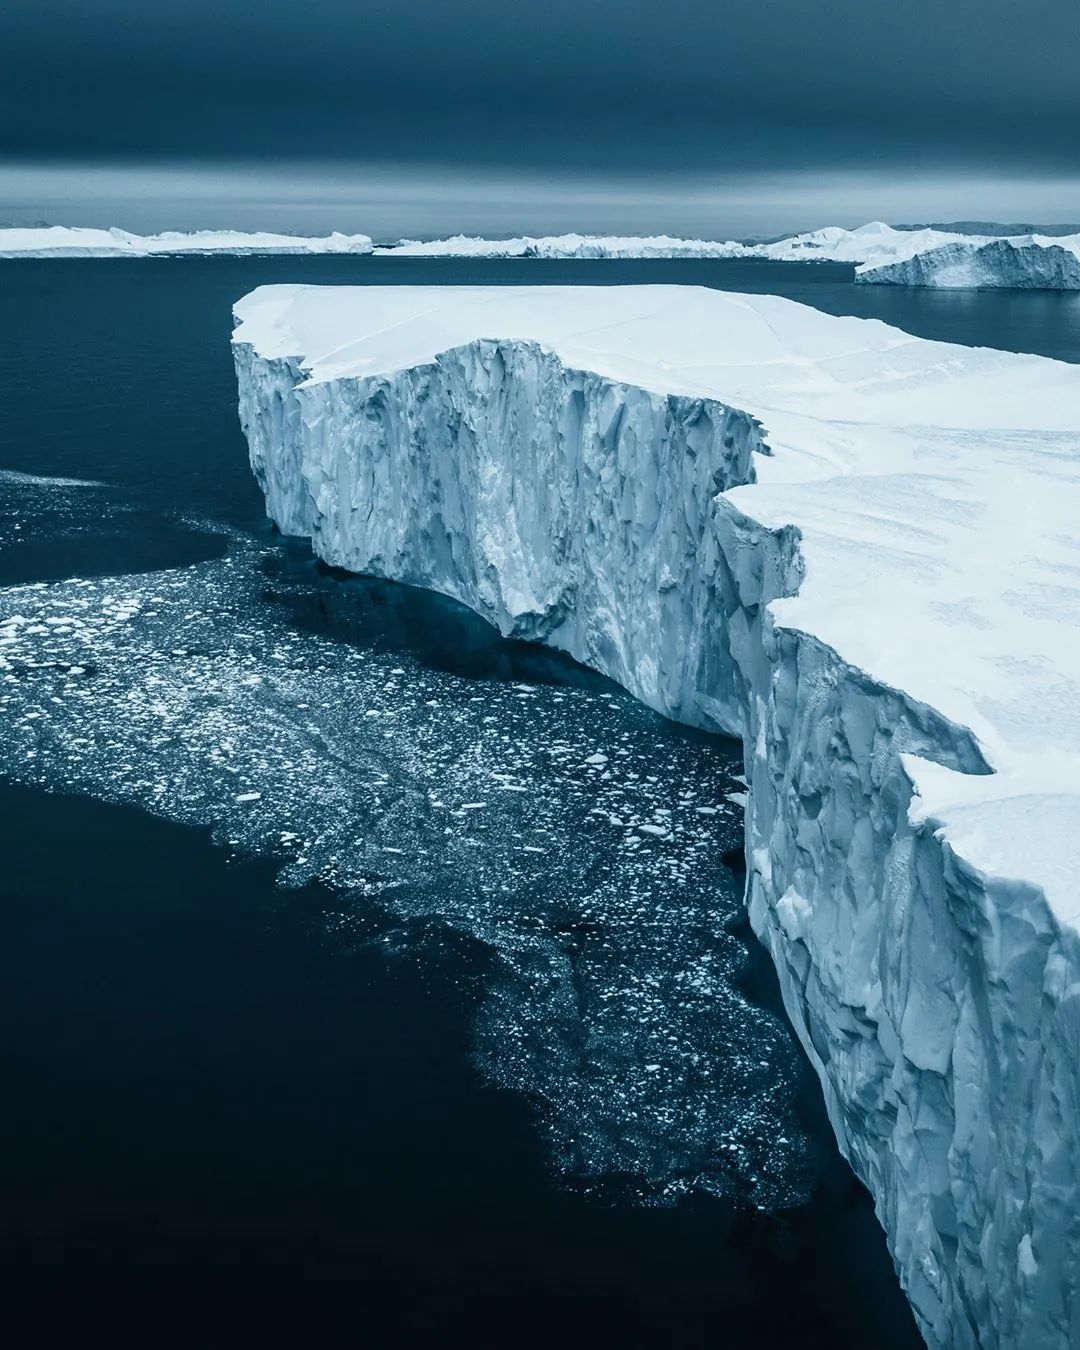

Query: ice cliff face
left=234, top=284, right=1080, bottom=1350
left=236, top=334, right=760, bottom=730
left=857, top=236, right=1080, bottom=289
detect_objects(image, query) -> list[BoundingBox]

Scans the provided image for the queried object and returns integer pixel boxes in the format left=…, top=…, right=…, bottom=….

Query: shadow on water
left=264, top=539, right=619, bottom=692
left=0, top=779, right=921, bottom=1350
left=261, top=541, right=749, bottom=764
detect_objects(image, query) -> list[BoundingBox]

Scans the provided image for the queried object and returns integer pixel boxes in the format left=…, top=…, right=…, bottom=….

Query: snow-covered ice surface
left=233, top=282, right=1080, bottom=1350
left=0, top=482, right=816, bottom=1209
left=857, top=234, right=1080, bottom=289
left=0, top=226, right=374, bottom=257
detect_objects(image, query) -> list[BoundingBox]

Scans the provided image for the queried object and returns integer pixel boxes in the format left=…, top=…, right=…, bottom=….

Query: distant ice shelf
left=8, top=221, right=1078, bottom=287
left=378, top=222, right=1080, bottom=287
left=0, top=226, right=374, bottom=257
left=234, top=282, right=1080, bottom=1350
left=375, top=231, right=750, bottom=259
left=374, top=221, right=968, bottom=263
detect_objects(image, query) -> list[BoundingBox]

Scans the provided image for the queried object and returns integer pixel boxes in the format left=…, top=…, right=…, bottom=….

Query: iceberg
left=857, top=234, right=1080, bottom=289
left=233, top=283, right=1080, bottom=1350
left=375, top=221, right=973, bottom=264
left=11, top=220, right=1074, bottom=289
left=376, top=222, right=1080, bottom=288
left=751, top=220, right=975, bottom=265
left=0, top=225, right=374, bottom=258
left=376, top=232, right=750, bottom=259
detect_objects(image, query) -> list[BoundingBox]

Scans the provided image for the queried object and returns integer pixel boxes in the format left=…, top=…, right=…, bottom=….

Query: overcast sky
left=3, top=0, right=1078, bottom=236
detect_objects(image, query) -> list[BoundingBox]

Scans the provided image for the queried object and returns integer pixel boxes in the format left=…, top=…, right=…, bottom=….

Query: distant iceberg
left=9, top=221, right=1078, bottom=288
left=857, top=234, right=1080, bottom=289
left=375, top=232, right=749, bottom=259
left=750, top=220, right=976, bottom=265
left=0, top=226, right=374, bottom=258
left=377, top=222, right=1080, bottom=288
left=375, top=221, right=976, bottom=264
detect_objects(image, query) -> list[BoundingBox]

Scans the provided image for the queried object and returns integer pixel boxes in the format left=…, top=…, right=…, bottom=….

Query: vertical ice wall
left=235, top=332, right=1080, bottom=1350
left=236, top=337, right=763, bottom=732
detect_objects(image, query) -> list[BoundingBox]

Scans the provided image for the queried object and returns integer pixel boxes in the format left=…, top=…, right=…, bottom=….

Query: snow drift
left=233, top=283, right=1080, bottom=1350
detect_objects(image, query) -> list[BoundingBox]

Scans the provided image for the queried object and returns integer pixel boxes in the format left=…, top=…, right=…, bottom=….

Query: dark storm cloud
left=3, top=0, right=1078, bottom=170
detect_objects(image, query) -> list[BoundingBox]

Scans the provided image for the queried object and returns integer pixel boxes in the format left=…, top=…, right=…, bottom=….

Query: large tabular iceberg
left=0, top=225, right=374, bottom=257
left=233, top=283, right=1080, bottom=1350
left=857, top=235, right=1080, bottom=289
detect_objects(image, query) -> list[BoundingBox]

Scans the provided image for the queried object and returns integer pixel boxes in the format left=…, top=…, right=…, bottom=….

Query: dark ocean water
left=3, top=254, right=1075, bottom=1348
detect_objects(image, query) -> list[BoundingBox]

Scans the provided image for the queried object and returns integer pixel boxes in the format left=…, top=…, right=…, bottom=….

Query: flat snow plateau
left=233, top=284, right=1080, bottom=1349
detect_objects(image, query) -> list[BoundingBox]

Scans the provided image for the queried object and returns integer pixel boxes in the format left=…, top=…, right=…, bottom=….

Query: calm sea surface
left=3, top=255, right=1075, bottom=1348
